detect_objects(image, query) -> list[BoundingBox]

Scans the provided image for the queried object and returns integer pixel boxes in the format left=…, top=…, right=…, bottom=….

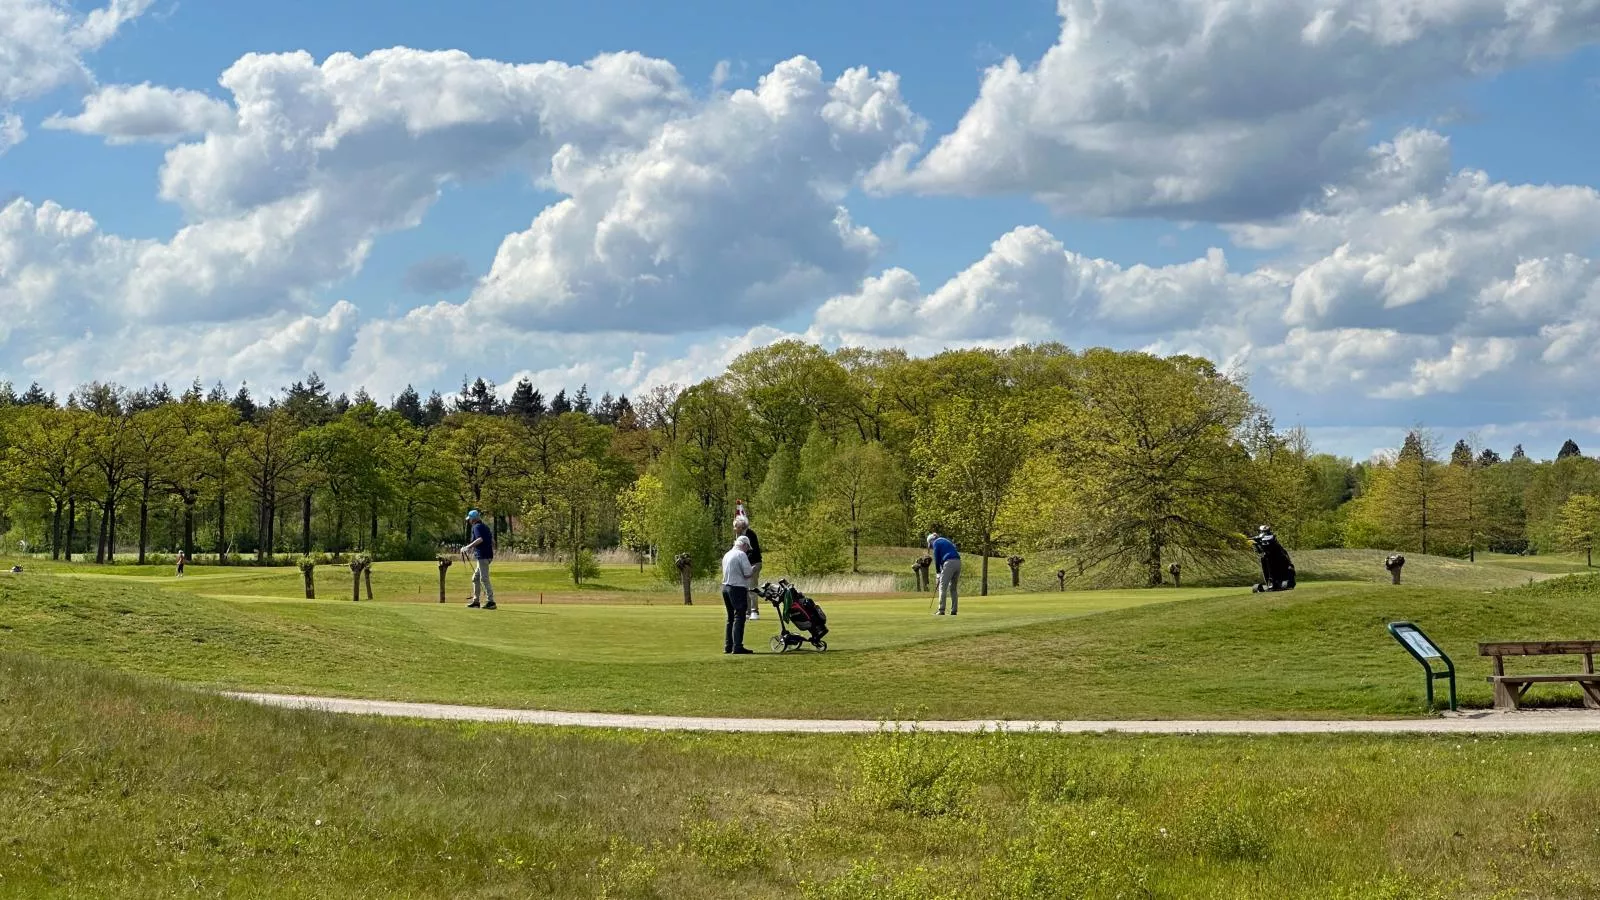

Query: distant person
left=175, top=551, right=186, bottom=578
left=734, top=514, right=762, bottom=620
left=721, top=535, right=755, bottom=654
left=927, top=532, right=961, bottom=616
left=461, top=509, right=497, bottom=610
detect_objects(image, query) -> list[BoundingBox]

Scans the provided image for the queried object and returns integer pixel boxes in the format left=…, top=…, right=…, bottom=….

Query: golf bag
left=1252, top=531, right=1296, bottom=593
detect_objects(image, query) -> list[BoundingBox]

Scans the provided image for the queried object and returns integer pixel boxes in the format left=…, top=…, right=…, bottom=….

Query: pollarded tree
left=912, top=396, right=1030, bottom=595
left=1556, top=494, right=1600, bottom=567
left=1042, top=351, right=1259, bottom=587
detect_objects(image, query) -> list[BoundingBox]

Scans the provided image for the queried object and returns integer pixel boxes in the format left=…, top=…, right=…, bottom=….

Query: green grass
left=2, top=652, right=1597, bottom=898
left=850, top=545, right=1567, bottom=593
left=5, top=557, right=1600, bottom=719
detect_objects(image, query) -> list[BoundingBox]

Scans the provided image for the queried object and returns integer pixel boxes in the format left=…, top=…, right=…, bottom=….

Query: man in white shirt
left=721, top=535, right=755, bottom=654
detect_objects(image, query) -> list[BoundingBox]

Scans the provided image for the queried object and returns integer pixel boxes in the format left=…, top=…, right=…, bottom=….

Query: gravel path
left=224, top=692, right=1600, bottom=734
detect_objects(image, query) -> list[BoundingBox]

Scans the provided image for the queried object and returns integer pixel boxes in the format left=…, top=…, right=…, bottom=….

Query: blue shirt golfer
left=462, top=509, right=496, bottom=609
left=927, top=532, right=961, bottom=616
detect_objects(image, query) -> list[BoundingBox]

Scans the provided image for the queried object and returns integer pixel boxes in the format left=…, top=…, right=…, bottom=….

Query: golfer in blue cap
left=462, top=509, right=496, bottom=609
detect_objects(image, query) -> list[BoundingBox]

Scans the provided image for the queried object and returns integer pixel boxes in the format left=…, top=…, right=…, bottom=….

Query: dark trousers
left=722, top=584, right=749, bottom=652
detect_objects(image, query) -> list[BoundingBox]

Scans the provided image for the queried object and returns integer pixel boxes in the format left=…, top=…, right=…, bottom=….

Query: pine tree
left=184, top=379, right=205, bottom=403
left=1477, top=447, right=1501, bottom=466
left=550, top=389, right=572, bottom=415
left=19, top=382, right=54, bottom=407
left=596, top=392, right=617, bottom=424
left=508, top=379, right=545, bottom=420
left=0, top=381, right=14, bottom=406
left=332, top=392, right=351, bottom=416
left=207, top=381, right=229, bottom=404
left=422, top=391, right=447, bottom=427
left=573, top=384, right=592, bottom=415
left=393, top=386, right=423, bottom=426
left=1558, top=439, right=1583, bottom=460
left=230, top=384, right=257, bottom=422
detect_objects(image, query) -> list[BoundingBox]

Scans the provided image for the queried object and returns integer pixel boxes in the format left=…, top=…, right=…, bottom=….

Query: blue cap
left=466, top=509, right=481, bottom=520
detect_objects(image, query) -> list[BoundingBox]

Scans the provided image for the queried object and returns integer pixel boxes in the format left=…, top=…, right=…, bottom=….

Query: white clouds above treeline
left=2, top=0, right=1600, bottom=450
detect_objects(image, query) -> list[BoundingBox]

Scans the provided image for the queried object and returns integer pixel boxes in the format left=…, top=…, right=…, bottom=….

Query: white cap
left=926, top=533, right=937, bottom=547
left=735, top=535, right=751, bottom=550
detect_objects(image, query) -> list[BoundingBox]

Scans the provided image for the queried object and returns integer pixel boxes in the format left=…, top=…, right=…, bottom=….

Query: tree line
left=2, top=343, right=1596, bottom=587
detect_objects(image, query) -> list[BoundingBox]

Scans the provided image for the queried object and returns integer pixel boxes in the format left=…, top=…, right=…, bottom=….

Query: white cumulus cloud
left=44, top=82, right=235, bottom=143
left=0, top=0, right=153, bottom=151
left=886, top=0, right=1600, bottom=219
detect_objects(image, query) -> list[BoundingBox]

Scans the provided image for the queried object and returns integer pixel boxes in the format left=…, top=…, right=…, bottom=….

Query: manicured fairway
left=4, top=557, right=1598, bottom=719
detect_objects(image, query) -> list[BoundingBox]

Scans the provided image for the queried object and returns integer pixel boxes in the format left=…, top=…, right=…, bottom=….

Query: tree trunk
left=302, top=492, right=313, bottom=554
left=406, top=507, right=415, bottom=544
left=1146, top=528, right=1163, bottom=588
left=303, top=568, right=315, bottom=599
left=50, top=499, right=63, bottom=560
left=364, top=567, right=374, bottom=601
left=217, top=490, right=228, bottom=564
left=852, top=528, right=860, bottom=574
left=138, top=481, right=151, bottom=564
left=66, top=499, right=78, bottom=561
left=980, top=553, right=990, bottom=597
left=183, top=499, right=196, bottom=559
left=266, top=494, right=277, bottom=561
left=97, top=500, right=109, bottom=564
left=370, top=499, right=378, bottom=549
left=255, top=499, right=267, bottom=563
left=352, top=569, right=361, bottom=602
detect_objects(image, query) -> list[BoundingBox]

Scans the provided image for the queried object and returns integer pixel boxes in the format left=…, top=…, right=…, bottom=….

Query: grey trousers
left=471, top=558, right=495, bottom=603
left=937, top=557, right=961, bottom=615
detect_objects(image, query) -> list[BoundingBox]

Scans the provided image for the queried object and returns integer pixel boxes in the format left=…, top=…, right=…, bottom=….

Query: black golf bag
left=1252, top=532, right=1296, bottom=592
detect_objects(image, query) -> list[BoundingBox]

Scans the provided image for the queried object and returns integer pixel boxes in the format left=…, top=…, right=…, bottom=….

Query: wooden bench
left=1478, top=642, right=1600, bottom=710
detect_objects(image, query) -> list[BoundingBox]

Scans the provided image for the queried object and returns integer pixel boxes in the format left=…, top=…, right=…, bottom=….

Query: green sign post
left=1386, top=621, right=1456, bottom=711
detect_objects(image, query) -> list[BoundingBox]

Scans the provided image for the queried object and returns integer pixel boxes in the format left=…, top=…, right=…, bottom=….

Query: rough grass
left=1, top=653, right=1597, bottom=898
left=5, top=565, right=1600, bottom=719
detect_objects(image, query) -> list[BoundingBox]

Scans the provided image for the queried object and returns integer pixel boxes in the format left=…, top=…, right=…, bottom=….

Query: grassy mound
left=2, top=653, right=1597, bottom=898
left=4, top=567, right=1600, bottom=719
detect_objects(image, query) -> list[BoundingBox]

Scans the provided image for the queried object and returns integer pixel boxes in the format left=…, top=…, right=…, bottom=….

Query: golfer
left=927, top=532, right=962, bottom=616
left=462, top=509, right=496, bottom=610
left=721, top=535, right=755, bottom=654
left=733, top=515, right=762, bottom=619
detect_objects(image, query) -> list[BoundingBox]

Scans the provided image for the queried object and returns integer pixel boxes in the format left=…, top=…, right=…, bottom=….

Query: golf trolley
left=757, top=579, right=829, bottom=653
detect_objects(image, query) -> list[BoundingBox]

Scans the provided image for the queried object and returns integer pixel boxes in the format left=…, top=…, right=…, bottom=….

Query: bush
left=569, top=549, right=602, bottom=584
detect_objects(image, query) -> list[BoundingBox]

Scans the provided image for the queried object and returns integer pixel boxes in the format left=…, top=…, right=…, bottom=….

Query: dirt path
left=224, top=692, right=1600, bottom=734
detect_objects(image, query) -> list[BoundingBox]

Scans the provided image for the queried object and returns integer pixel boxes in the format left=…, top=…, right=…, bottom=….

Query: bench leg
left=1581, top=682, right=1600, bottom=711
left=1492, top=680, right=1521, bottom=711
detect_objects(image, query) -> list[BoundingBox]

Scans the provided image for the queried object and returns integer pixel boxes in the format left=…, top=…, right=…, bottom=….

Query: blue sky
left=4, top=0, right=1600, bottom=460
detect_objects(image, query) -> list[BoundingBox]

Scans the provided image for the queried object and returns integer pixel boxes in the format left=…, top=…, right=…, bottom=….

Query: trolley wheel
left=770, top=635, right=787, bottom=653
left=815, top=640, right=827, bottom=653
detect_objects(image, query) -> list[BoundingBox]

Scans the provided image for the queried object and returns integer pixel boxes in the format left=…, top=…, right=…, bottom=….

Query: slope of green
left=4, top=568, right=1600, bottom=719
left=2, top=653, right=1597, bottom=899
